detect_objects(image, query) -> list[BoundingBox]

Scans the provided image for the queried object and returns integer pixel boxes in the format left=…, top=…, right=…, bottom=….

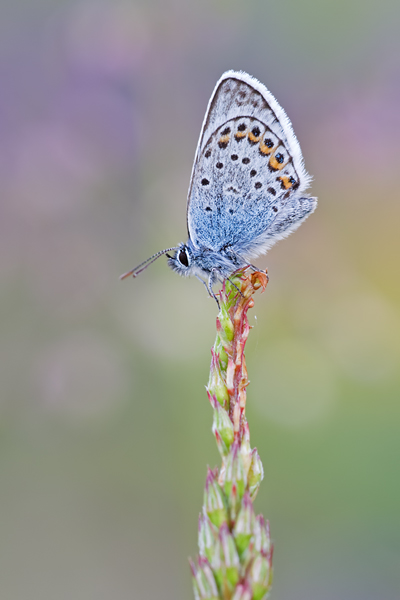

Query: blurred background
left=1, top=0, right=399, bottom=598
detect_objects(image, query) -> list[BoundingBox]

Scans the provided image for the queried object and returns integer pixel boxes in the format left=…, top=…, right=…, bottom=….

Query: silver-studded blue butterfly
left=121, top=71, right=317, bottom=301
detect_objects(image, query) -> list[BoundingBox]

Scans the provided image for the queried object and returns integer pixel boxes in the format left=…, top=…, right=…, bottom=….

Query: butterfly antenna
left=119, top=247, right=179, bottom=280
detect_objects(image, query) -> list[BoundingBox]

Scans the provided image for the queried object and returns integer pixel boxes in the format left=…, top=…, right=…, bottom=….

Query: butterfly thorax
left=167, top=239, right=246, bottom=281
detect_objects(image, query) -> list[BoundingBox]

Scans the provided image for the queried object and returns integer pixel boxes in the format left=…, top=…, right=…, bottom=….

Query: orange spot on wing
left=234, top=131, right=247, bottom=140
left=248, top=131, right=261, bottom=144
left=269, top=154, right=286, bottom=171
left=278, top=176, right=294, bottom=189
left=259, top=140, right=275, bottom=155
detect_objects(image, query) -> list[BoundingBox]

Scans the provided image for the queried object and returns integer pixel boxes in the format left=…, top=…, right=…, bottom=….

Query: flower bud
left=218, top=345, right=229, bottom=371
left=226, top=358, right=235, bottom=394
left=254, top=515, right=272, bottom=558
left=204, top=467, right=228, bottom=528
left=190, top=557, right=219, bottom=600
left=240, top=423, right=252, bottom=475
left=217, top=303, right=234, bottom=345
left=233, top=492, right=255, bottom=557
left=231, top=582, right=252, bottom=600
left=223, top=443, right=246, bottom=502
left=207, top=351, right=229, bottom=408
left=248, top=448, right=264, bottom=500
left=218, top=523, right=241, bottom=594
left=198, top=512, right=218, bottom=564
left=248, top=554, right=272, bottom=600
left=211, top=397, right=234, bottom=456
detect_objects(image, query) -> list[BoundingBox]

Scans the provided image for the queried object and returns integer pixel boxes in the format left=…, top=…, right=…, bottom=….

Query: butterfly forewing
left=187, top=72, right=315, bottom=257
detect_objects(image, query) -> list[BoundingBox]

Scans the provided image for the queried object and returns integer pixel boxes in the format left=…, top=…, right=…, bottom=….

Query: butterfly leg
left=208, top=269, right=221, bottom=308
left=210, top=269, right=245, bottom=303
left=246, top=263, right=269, bottom=281
left=226, top=249, right=267, bottom=276
left=195, top=273, right=220, bottom=308
left=195, top=275, right=213, bottom=298
left=247, top=263, right=261, bottom=272
left=196, top=269, right=244, bottom=307
left=226, top=276, right=244, bottom=297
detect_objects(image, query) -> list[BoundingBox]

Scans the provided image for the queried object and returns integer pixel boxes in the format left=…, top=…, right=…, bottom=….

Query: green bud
left=207, top=350, right=229, bottom=407
left=214, top=429, right=228, bottom=460
left=240, top=423, right=253, bottom=476
left=223, top=443, right=247, bottom=502
left=225, top=273, right=245, bottom=306
left=233, top=492, right=255, bottom=557
left=230, top=483, right=240, bottom=524
left=231, top=582, right=253, bottom=600
left=254, top=515, right=272, bottom=558
left=248, top=448, right=264, bottom=500
left=211, top=397, right=234, bottom=456
left=190, top=557, right=220, bottom=600
left=218, top=523, right=241, bottom=594
left=248, top=555, right=272, bottom=600
left=190, top=559, right=202, bottom=600
left=218, top=345, right=229, bottom=371
left=208, top=533, right=224, bottom=595
left=217, top=304, right=234, bottom=345
left=198, top=513, right=218, bottom=564
left=213, top=334, right=229, bottom=372
left=204, top=468, right=229, bottom=529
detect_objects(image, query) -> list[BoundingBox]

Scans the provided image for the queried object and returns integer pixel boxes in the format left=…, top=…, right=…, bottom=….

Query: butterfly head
left=167, top=243, right=194, bottom=277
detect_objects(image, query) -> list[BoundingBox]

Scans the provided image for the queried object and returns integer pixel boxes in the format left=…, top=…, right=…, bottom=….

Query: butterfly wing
left=186, top=71, right=317, bottom=258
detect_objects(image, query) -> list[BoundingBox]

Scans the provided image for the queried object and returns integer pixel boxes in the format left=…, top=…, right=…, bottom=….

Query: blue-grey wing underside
left=186, top=72, right=317, bottom=259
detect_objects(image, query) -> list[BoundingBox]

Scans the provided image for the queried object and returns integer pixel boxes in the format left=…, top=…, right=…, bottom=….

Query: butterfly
left=121, top=71, right=317, bottom=301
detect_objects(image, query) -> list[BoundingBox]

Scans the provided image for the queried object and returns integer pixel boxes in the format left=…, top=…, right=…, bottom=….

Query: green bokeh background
left=1, top=1, right=399, bottom=598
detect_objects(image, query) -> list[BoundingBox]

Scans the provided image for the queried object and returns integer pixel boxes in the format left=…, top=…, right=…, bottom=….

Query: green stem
left=191, top=270, right=273, bottom=600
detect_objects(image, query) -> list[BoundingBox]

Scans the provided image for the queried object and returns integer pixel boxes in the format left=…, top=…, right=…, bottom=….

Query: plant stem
left=191, top=269, right=273, bottom=600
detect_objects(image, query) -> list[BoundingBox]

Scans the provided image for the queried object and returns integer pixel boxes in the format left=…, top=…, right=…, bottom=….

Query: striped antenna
left=119, top=247, right=179, bottom=280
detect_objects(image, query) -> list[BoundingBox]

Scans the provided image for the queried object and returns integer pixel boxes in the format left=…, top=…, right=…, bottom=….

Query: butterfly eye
left=178, top=249, right=189, bottom=267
